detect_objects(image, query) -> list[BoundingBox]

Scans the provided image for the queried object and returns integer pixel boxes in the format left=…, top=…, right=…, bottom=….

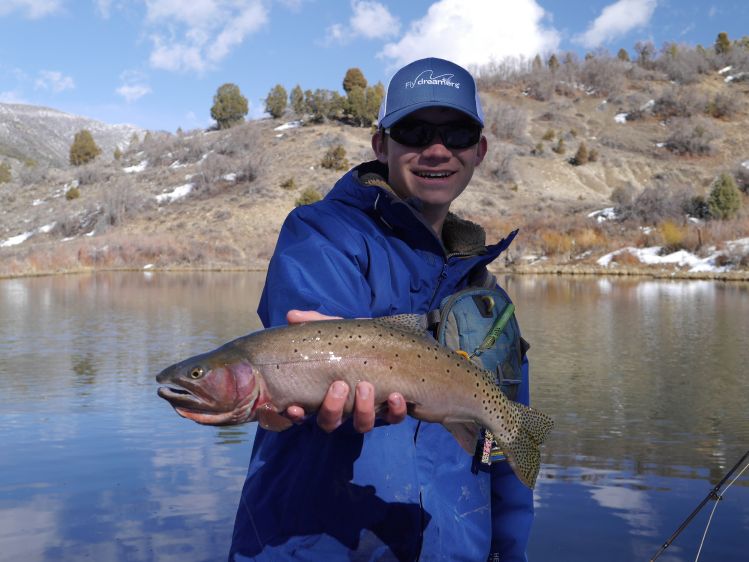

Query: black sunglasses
left=385, top=120, right=482, bottom=149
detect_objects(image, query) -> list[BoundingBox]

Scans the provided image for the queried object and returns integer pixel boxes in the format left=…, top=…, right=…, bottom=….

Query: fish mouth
left=157, top=385, right=217, bottom=413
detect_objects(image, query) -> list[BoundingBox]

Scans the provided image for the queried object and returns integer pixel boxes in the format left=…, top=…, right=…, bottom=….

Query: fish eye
left=189, top=367, right=204, bottom=379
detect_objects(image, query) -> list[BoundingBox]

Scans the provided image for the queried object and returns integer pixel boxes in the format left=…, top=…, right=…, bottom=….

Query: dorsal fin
left=373, top=314, right=429, bottom=336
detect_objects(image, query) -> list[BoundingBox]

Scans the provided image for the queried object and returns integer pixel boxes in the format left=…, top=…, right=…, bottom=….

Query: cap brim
left=379, top=102, right=483, bottom=129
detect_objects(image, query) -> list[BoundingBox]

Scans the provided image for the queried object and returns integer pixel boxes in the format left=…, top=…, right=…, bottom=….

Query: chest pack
left=428, top=284, right=530, bottom=472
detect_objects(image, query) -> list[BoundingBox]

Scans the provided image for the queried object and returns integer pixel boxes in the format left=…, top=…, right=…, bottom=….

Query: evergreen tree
left=708, top=173, right=741, bottom=219
left=617, top=48, right=630, bottom=62
left=532, top=54, right=543, bottom=71
left=547, top=54, right=560, bottom=72
left=290, top=84, right=305, bottom=115
left=265, top=84, right=288, bottom=119
left=347, top=86, right=368, bottom=126
left=715, top=32, right=731, bottom=55
left=210, top=83, right=248, bottom=129
left=69, top=129, right=102, bottom=166
left=343, top=68, right=367, bottom=94
left=113, top=147, right=123, bottom=160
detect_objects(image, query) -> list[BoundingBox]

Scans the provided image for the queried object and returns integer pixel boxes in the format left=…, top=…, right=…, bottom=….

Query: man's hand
left=284, top=309, right=408, bottom=433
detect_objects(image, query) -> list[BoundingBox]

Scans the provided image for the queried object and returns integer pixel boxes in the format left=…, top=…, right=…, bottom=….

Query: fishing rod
left=650, top=448, right=749, bottom=562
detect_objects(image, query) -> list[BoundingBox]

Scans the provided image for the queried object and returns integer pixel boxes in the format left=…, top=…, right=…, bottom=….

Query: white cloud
left=145, top=0, right=268, bottom=73
left=573, top=0, right=657, bottom=49
left=34, top=70, right=74, bottom=92
left=325, top=1, right=400, bottom=44
left=0, top=0, right=62, bottom=18
left=379, top=0, right=559, bottom=70
left=117, top=84, right=152, bottom=103
left=350, top=1, right=400, bottom=39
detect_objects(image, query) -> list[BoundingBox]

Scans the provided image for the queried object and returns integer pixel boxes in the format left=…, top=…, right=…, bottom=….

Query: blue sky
left=1, top=0, right=746, bottom=132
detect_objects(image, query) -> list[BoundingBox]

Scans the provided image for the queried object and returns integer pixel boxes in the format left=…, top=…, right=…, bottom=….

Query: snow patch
left=614, top=113, right=628, bottom=124
left=123, top=160, right=147, bottom=173
left=274, top=120, right=302, bottom=131
left=156, top=183, right=193, bottom=204
left=1, top=232, right=33, bottom=247
left=597, top=239, right=749, bottom=273
left=588, top=207, right=617, bottom=222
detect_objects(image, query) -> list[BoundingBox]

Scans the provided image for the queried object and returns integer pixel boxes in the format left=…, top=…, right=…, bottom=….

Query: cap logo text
left=405, top=70, right=460, bottom=90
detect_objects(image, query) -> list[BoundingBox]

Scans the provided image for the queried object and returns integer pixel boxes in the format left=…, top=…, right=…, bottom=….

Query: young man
left=230, top=57, right=534, bottom=561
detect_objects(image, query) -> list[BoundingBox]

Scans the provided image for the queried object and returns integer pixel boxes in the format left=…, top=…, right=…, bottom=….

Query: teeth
left=416, top=171, right=451, bottom=178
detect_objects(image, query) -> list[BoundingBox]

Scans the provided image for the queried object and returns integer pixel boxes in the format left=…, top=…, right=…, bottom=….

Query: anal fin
left=442, top=418, right=481, bottom=455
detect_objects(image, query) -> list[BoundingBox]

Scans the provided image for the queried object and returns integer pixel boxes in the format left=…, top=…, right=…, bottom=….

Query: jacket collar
left=325, top=160, right=517, bottom=259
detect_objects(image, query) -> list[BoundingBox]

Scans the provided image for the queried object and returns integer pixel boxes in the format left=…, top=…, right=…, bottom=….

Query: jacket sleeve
left=258, top=205, right=374, bottom=328
left=489, top=355, right=534, bottom=561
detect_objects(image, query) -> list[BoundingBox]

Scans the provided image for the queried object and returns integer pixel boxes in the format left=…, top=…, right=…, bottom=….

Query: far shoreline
left=2, top=262, right=749, bottom=283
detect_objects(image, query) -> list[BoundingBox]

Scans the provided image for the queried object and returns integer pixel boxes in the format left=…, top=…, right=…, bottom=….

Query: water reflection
left=1, top=272, right=747, bottom=561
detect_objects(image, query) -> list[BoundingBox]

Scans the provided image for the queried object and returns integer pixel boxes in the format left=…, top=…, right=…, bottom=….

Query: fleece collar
left=330, top=160, right=497, bottom=257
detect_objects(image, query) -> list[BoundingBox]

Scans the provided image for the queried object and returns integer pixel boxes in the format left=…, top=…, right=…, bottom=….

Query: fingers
left=285, top=405, right=306, bottom=423
left=353, top=382, right=375, bottom=433
left=381, top=392, right=407, bottom=425
left=317, top=381, right=350, bottom=433
left=286, top=309, right=342, bottom=324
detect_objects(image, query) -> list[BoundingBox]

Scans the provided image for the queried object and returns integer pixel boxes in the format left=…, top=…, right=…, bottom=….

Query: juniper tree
left=342, top=68, right=367, bottom=94
left=290, top=84, right=305, bottom=115
left=715, top=32, right=731, bottom=55
left=69, top=129, right=102, bottom=166
left=708, top=173, right=741, bottom=220
left=265, top=84, right=288, bottom=119
left=210, top=83, right=248, bottom=129
left=547, top=54, right=559, bottom=72
left=617, top=48, right=630, bottom=62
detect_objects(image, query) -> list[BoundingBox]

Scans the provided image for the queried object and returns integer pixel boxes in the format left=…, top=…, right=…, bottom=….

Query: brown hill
left=1, top=61, right=748, bottom=279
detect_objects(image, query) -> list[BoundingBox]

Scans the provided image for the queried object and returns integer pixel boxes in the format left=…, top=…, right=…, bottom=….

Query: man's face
left=372, top=107, right=487, bottom=215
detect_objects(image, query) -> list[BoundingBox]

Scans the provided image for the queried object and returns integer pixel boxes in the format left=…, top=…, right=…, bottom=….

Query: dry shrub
left=538, top=229, right=573, bottom=256
left=580, top=55, right=627, bottom=97
left=571, top=227, right=606, bottom=253
left=484, top=104, right=527, bottom=143
left=656, top=46, right=711, bottom=83
left=658, top=220, right=689, bottom=252
left=98, top=176, right=144, bottom=228
left=610, top=250, right=642, bottom=266
left=653, top=86, right=707, bottom=120
left=485, top=143, right=515, bottom=183
left=620, top=184, right=693, bottom=225
left=664, top=117, right=720, bottom=156
left=197, top=152, right=235, bottom=193
left=705, top=91, right=742, bottom=119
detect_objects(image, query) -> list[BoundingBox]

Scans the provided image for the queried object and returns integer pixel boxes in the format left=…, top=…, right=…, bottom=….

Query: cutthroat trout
left=156, top=315, right=553, bottom=488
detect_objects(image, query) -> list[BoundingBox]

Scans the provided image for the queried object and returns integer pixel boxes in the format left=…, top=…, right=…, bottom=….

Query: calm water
left=1, top=272, right=747, bottom=562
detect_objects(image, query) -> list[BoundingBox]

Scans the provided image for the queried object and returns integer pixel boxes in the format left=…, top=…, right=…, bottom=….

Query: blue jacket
left=230, top=161, right=533, bottom=561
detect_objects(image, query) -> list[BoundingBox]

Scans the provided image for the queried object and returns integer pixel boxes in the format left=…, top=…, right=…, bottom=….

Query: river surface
left=1, top=272, right=747, bottom=562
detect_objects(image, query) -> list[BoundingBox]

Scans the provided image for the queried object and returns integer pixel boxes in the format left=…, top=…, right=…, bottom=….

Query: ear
left=371, top=130, right=388, bottom=164
left=474, top=135, right=488, bottom=166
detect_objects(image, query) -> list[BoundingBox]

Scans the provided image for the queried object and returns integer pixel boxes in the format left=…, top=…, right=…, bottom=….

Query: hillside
left=1, top=58, right=749, bottom=280
left=0, top=103, right=142, bottom=169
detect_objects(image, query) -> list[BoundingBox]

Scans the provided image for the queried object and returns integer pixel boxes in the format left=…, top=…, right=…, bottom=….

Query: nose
left=420, top=134, right=452, bottom=159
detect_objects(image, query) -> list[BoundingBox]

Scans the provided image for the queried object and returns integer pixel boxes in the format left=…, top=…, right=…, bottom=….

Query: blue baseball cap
left=377, top=57, right=484, bottom=129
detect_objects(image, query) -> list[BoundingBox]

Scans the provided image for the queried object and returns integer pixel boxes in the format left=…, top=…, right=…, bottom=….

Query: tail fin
left=491, top=403, right=553, bottom=488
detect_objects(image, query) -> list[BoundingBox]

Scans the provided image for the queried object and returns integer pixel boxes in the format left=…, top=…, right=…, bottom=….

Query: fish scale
left=156, top=315, right=553, bottom=488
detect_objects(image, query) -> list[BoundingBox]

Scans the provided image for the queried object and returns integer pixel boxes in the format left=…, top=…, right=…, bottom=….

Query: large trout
left=156, top=315, right=553, bottom=488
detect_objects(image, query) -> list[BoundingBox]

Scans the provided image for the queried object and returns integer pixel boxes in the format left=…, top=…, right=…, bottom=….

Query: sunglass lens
left=389, top=121, right=481, bottom=148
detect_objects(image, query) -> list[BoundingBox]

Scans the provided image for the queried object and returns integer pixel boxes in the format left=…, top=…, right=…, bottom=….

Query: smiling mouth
left=413, top=170, right=454, bottom=179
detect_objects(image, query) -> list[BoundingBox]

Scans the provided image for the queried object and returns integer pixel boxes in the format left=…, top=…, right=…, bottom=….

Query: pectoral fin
left=257, top=406, right=294, bottom=431
left=442, top=418, right=481, bottom=455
